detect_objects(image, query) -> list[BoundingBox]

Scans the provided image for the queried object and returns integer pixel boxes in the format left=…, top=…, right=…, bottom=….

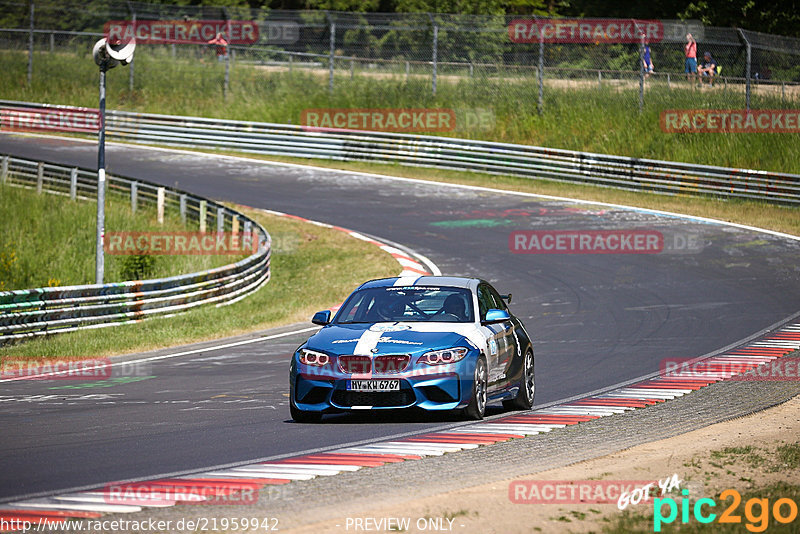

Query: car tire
left=463, top=357, right=487, bottom=420
left=503, top=349, right=534, bottom=411
left=290, top=398, right=323, bottom=423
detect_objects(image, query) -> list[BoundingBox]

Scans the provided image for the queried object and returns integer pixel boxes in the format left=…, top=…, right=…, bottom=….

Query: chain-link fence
left=1, top=1, right=800, bottom=130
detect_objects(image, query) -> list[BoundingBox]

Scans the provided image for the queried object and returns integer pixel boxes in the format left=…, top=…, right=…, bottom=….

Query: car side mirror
left=312, top=310, right=331, bottom=326
left=500, top=293, right=512, bottom=304
left=482, top=308, right=510, bottom=324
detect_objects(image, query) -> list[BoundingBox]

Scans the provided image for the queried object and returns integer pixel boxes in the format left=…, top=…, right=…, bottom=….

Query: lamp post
left=92, top=37, right=135, bottom=284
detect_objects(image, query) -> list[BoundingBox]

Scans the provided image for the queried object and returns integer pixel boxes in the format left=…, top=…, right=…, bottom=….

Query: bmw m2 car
left=289, top=276, right=534, bottom=423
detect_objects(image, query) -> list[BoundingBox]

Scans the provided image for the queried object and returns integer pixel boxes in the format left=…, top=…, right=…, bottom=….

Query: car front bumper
left=291, top=364, right=476, bottom=413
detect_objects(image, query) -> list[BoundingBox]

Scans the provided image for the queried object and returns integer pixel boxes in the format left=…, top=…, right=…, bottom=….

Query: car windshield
left=335, top=286, right=474, bottom=323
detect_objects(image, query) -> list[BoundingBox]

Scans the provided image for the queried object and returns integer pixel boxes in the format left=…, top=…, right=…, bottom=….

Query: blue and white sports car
left=289, top=276, right=534, bottom=423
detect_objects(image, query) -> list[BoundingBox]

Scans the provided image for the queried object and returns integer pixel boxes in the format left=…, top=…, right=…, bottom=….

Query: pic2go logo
left=654, top=489, right=798, bottom=532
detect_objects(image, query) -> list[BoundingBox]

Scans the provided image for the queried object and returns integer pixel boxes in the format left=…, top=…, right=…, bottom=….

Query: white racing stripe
left=394, top=441, right=480, bottom=450
left=476, top=423, right=564, bottom=431
left=666, top=372, right=740, bottom=379
left=380, top=440, right=470, bottom=448
left=605, top=389, right=685, bottom=399
left=335, top=446, right=445, bottom=456
left=460, top=424, right=555, bottom=434
left=198, top=470, right=316, bottom=481
left=448, top=427, right=530, bottom=435
left=537, top=407, right=630, bottom=416
left=260, top=463, right=362, bottom=472
left=563, top=405, right=634, bottom=414
left=665, top=369, right=752, bottom=376
left=373, top=442, right=466, bottom=452
left=713, top=356, right=777, bottom=360
left=447, top=427, right=531, bottom=435
left=86, top=489, right=206, bottom=503
left=600, top=392, right=674, bottom=400
left=52, top=493, right=176, bottom=508
left=353, top=329, right=383, bottom=363
left=10, top=499, right=143, bottom=513
left=620, top=387, right=693, bottom=395
left=393, top=276, right=420, bottom=286
left=226, top=465, right=345, bottom=476
left=224, top=466, right=342, bottom=477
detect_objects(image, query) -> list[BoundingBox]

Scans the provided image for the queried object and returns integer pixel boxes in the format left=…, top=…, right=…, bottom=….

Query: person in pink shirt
left=208, top=32, right=228, bottom=62
left=685, top=33, right=697, bottom=83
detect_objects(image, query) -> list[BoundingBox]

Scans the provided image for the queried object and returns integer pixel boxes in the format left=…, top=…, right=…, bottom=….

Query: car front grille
left=373, top=355, right=410, bottom=374
left=337, top=354, right=410, bottom=374
left=338, top=355, right=371, bottom=374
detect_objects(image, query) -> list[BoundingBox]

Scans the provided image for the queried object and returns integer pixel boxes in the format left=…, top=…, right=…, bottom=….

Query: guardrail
left=0, top=153, right=271, bottom=344
left=3, top=99, right=799, bottom=205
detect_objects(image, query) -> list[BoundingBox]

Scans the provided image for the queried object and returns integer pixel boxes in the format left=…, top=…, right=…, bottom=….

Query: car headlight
left=298, top=348, right=331, bottom=367
left=417, top=347, right=469, bottom=366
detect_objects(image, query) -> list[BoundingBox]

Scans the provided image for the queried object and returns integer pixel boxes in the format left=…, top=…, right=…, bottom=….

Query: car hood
left=306, top=322, right=480, bottom=356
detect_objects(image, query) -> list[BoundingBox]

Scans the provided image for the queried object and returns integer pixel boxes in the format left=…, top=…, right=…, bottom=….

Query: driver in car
left=440, top=294, right=467, bottom=321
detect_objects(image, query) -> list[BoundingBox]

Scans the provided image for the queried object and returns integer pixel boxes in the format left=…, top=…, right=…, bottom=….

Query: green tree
left=302, top=0, right=381, bottom=10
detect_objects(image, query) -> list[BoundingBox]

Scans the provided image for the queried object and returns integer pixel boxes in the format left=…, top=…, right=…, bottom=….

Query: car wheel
left=290, top=398, right=322, bottom=423
left=463, top=357, right=487, bottom=420
left=503, top=349, right=534, bottom=411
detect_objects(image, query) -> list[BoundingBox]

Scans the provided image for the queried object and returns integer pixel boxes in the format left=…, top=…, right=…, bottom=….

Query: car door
left=477, top=283, right=515, bottom=388
left=486, top=284, right=518, bottom=387
left=486, top=284, right=519, bottom=388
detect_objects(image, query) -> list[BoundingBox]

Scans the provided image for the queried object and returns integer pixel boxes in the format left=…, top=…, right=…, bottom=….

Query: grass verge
left=0, top=183, right=237, bottom=290
left=0, top=205, right=400, bottom=358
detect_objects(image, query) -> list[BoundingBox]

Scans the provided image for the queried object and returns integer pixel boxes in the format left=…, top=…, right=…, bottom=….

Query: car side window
left=487, top=286, right=508, bottom=311
left=477, top=285, right=495, bottom=321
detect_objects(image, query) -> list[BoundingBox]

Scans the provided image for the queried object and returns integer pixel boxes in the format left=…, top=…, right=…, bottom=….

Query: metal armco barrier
left=2, top=100, right=799, bottom=204
left=111, top=110, right=800, bottom=204
left=0, top=154, right=271, bottom=343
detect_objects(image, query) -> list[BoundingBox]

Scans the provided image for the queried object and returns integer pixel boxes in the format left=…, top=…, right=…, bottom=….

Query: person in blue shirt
left=699, top=52, right=718, bottom=86
left=642, top=44, right=654, bottom=79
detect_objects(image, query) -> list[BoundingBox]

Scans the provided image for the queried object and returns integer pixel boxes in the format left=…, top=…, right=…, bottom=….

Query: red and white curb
left=2, top=323, right=797, bottom=529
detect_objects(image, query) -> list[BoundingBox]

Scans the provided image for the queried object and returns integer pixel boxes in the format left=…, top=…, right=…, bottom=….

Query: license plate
left=347, top=380, right=400, bottom=392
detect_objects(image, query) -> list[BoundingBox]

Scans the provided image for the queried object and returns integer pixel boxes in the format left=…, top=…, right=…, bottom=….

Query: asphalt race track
left=1, top=134, right=799, bottom=502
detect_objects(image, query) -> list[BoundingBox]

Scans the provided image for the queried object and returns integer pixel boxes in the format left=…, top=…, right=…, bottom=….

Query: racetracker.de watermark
left=510, top=230, right=660, bottom=254
left=104, top=20, right=260, bottom=44
left=508, top=18, right=663, bottom=43
left=0, top=107, right=100, bottom=134
left=301, top=108, right=456, bottom=133
left=661, top=357, right=800, bottom=381
left=0, top=358, right=112, bottom=380
left=0, top=358, right=153, bottom=380
left=510, top=480, right=659, bottom=504
left=104, top=232, right=260, bottom=255
left=660, top=109, right=800, bottom=133
left=103, top=482, right=262, bottom=506
left=509, top=230, right=705, bottom=255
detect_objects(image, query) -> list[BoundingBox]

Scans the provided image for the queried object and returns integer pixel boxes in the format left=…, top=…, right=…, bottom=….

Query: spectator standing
left=642, top=43, right=654, bottom=79
left=208, top=32, right=228, bottom=62
left=684, top=33, right=697, bottom=84
left=698, top=51, right=718, bottom=86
